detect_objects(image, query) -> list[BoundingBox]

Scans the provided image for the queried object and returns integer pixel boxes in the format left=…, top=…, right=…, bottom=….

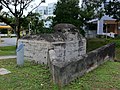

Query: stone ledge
left=50, top=43, right=115, bottom=86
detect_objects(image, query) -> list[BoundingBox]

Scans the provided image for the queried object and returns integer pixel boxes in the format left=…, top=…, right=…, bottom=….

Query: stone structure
left=18, top=24, right=115, bottom=87
left=50, top=43, right=115, bottom=86
left=18, top=24, right=86, bottom=64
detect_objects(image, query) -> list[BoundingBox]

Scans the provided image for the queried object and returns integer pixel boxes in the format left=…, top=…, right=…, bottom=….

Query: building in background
left=35, top=6, right=48, bottom=20
left=48, top=3, right=56, bottom=15
left=0, top=22, right=16, bottom=37
left=84, top=0, right=120, bottom=38
left=35, top=3, right=56, bottom=28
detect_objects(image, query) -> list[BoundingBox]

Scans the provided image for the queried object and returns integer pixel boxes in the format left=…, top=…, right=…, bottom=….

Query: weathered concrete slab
left=0, top=68, right=11, bottom=75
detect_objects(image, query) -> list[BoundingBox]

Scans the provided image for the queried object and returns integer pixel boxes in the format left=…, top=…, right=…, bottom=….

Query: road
left=0, top=38, right=17, bottom=46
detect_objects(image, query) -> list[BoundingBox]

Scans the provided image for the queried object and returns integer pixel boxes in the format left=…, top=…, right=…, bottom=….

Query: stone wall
left=18, top=30, right=86, bottom=64
left=52, top=38, right=86, bottom=62
left=18, top=40, right=50, bottom=64
left=49, top=43, right=115, bottom=86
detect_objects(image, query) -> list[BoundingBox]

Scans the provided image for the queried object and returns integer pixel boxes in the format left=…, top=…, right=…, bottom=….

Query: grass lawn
left=0, top=46, right=16, bottom=56
left=108, top=39, right=120, bottom=60
left=87, top=38, right=120, bottom=60
left=116, top=48, right=120, bottom=60
left=0, top=59, right=120, bottom=90
left=87, top=38, right=108, bottom=52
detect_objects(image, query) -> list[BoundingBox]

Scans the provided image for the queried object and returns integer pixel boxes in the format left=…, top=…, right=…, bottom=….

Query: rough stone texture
left=18, top=40, right=50, bottom=64
left=18, top=24, right=86, bottom=64
left=50, top=43, right=115, bottom=86
left=53, top=23, right=78, bottom=32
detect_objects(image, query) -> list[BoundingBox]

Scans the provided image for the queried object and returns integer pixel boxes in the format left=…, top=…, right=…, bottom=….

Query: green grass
left=87, top=38, right=120, bottom=60
left=87, top=38, right=108, bottom=52
left=0, top=59, right=54, bottom=90
left=64, top=61, right=120, bottom=90
left=0, top=59, right=120, bottom=90
left=116, top=48, right=120, bottom=60
left=0, top=46, right=16, bottom=56
left=106, top=39, right=120, bottom=60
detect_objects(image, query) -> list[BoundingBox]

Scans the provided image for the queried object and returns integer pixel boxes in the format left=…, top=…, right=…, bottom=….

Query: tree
left=80, top=0, right=105, bottom=24
left=22, top=12, right=44, bottom=34
left=79, top=0, right=105, bottom=36
left=0, top=0, right=45, bottom=40
left=18, top=13, right=44, bottom=35
left=53, top=0, right=81, bottom=28
left=53, top=0, right=104, bottom=36
left=104, top=0, right=120, bottom=21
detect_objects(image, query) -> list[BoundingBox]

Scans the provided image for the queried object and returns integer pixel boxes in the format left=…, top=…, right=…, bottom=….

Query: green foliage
left=53, top=0, right=81, bottom=28
left=39, top=28, right=54, bottom=34
left=20, top=13, right=44, bottom=34
left=104, top=0, right=120, bottom=20
left=79, top=0, right=104, bottom=36
left=107, top=39, right=120, bottom=48
left=79, top=29, right=85, bottom=37
left=80, top=0, right=105, bottom=29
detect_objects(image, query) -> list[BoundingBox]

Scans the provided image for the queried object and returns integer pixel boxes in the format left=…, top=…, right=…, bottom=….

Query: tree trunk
left=15, top=17, right=21, bottom=48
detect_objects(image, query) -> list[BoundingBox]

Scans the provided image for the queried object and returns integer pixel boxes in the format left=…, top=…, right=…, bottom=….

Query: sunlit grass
left=0, top=59, right=120, bottom=90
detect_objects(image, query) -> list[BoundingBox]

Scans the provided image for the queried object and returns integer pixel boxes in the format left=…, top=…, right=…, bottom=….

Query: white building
left=48, top=3, right=56, bottom=15
left=84, top=0, right=120, bottom=38
left=35, top=3, right=56, bottom=28
left=35, top=6, right=48, bottom=15
left=35, top=6, right=48, bottom=20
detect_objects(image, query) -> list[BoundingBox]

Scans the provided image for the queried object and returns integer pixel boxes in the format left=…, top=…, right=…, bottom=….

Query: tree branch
left=28, top=2, right=42, bottom=14
left=23, top=0, right=33, bottom=9
left=2, top=0, right=15, bottom=16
